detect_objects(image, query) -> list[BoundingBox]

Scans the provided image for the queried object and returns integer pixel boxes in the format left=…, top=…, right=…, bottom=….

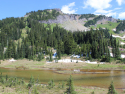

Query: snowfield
left=112, top=35, right=125, bottom=39
left=121, top=42, right=125, bottom=45
left=85, top=60, right=97, bottom=64
left=58, top=59, right=83, bottom=63
left=9, top=58, right=16, bottom=62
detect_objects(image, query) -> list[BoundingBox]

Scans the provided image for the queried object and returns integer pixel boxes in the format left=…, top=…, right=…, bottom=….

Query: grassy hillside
left=90, top=21, right=120, bottom=34
left=44, top=23, right=57, bottom=32
left=84, top=15, right=105, bottom=27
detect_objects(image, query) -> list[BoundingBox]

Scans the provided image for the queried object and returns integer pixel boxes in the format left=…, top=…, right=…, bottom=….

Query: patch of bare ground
left=0, top=59, right=46, bottom=70
left=1, top=57, right=125, bottom=70
left=44, top=62, right=86, bottom=69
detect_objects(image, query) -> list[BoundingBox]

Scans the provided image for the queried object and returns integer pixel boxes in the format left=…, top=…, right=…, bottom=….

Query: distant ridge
left=24, top=8, right=118, bottom=32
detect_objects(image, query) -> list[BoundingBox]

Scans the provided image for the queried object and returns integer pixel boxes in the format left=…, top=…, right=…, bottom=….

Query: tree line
left=79, top=14, right=96, bottom=20
left=0, top=13, right=120, bottom=62
left=116, top=20, right=125, bottom=33
left=84, top=15, right=105, bottom=27
left=27, top=9, right=60, bottom=21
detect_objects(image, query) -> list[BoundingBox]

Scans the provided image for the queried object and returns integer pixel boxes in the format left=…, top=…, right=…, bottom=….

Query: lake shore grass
left=0, top=82, right=124, bottom=94
left=0, top=58, right=125, bottom=71
left=0, top=59, right=125, bottom=94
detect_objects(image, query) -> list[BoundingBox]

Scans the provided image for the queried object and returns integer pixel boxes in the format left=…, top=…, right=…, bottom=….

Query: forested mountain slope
left=0, top=8, right=122, bottom=62
left=116, top=20, right=125, bottom=33
left=24, top=9, right=119, bottom=32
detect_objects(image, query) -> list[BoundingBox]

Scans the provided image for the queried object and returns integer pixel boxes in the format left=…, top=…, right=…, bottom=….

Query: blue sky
left=1, top=0, right=125, bottom=20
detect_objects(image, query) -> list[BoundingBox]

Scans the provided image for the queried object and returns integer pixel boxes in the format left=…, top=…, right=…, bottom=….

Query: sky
left=1, top=0, right=125, bottom=20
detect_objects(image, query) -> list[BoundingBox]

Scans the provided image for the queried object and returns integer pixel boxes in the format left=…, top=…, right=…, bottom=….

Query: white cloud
left=118, top=12, right=125, bottom=19
left=114, top=8, right=121, bottom=10
left=106, top=12, right=117, bottom=17
left=94, top=9, right=116, bottom=17
left=83, top=0, right=112, bottom=9
left=61, top=2, right=76, bottom=14
left=116, top=0, right=125, bottom=6
left=94, top=9, right=112, bottom=14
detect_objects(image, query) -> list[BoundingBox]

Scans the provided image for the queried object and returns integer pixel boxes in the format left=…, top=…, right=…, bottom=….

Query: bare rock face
left=96, top=17, right=117, bottom=24
left=39, top=14, right=89, bottom=31
left=40, top=14, right=81, bottom=24
left=39, top=11, right=118, bottom=31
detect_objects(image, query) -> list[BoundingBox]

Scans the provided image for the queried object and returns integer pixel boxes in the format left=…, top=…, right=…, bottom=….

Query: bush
left=47, top=79, right=55, bottom=89
left=91, top=91, right=94, bottom=94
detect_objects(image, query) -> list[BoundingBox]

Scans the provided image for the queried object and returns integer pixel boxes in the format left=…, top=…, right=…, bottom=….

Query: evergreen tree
left=37, top=53, right=44, bottom=61
left=0, top=72, right=2, bottom=79
left=62, top=81, right=65, bottom=89
left=99, top=39, right=104, bottom=56
left=21, top=78, right=25, bottom=85
left=65, top=75, right=76, bottom=94
left=6, top=75, right=8, bottom=81
left=91, top=41, right=98, bottom=58
left=36, top=76, right=39, bottom=85
left=48, top=79, right=55, bottom=89
left=49, top=49, right=53, bottom=61
left=106, top=49, right=110, bottom=62
left=115, top=42, right=120, bottom=59
left=28, top=76, right=35, bottom=89
left=57, top=40, right=61, bottom=59
left=112, top=48, right=115, bottom=57
left=58, top=82, right=61, bottom=88
left=81, top=43, right=86, bottom=55
left=89, top=54, right=92, bottom=61
left=107, top=81, right=117, bottom=94
left=57, top=48, right=61, bottom=59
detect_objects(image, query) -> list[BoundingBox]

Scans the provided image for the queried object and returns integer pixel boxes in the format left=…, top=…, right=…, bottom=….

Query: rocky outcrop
left=38, top=11, right=118, bottom=31
left=39, top=14, right=89, bottom=31
left=39, top=14, right=83, bottom=24
left=96, top=17, right=117, bottom=24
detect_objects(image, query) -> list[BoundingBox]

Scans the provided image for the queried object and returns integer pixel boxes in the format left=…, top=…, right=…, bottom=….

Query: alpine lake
left=0, top=67, right=125, bottom=89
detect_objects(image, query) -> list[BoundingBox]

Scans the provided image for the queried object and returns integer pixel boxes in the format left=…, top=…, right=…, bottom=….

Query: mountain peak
left=24, top=9, right=119, bottom=32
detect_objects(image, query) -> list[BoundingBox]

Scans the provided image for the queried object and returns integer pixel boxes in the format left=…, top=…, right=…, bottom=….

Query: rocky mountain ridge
left=25, top=9, right=118, bottom=31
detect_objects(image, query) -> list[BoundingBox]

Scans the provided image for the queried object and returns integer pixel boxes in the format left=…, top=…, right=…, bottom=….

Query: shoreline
left=0, top=59, right=125, bottom=71
left=1, top=65, right=125, bottom=71
left=0, top=66, right=125, bottom=75
left=0, top=59, right=125, bottom=93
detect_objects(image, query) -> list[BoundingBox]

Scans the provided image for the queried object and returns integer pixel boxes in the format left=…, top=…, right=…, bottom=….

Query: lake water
left=0, top=67, right=125, bottom=88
